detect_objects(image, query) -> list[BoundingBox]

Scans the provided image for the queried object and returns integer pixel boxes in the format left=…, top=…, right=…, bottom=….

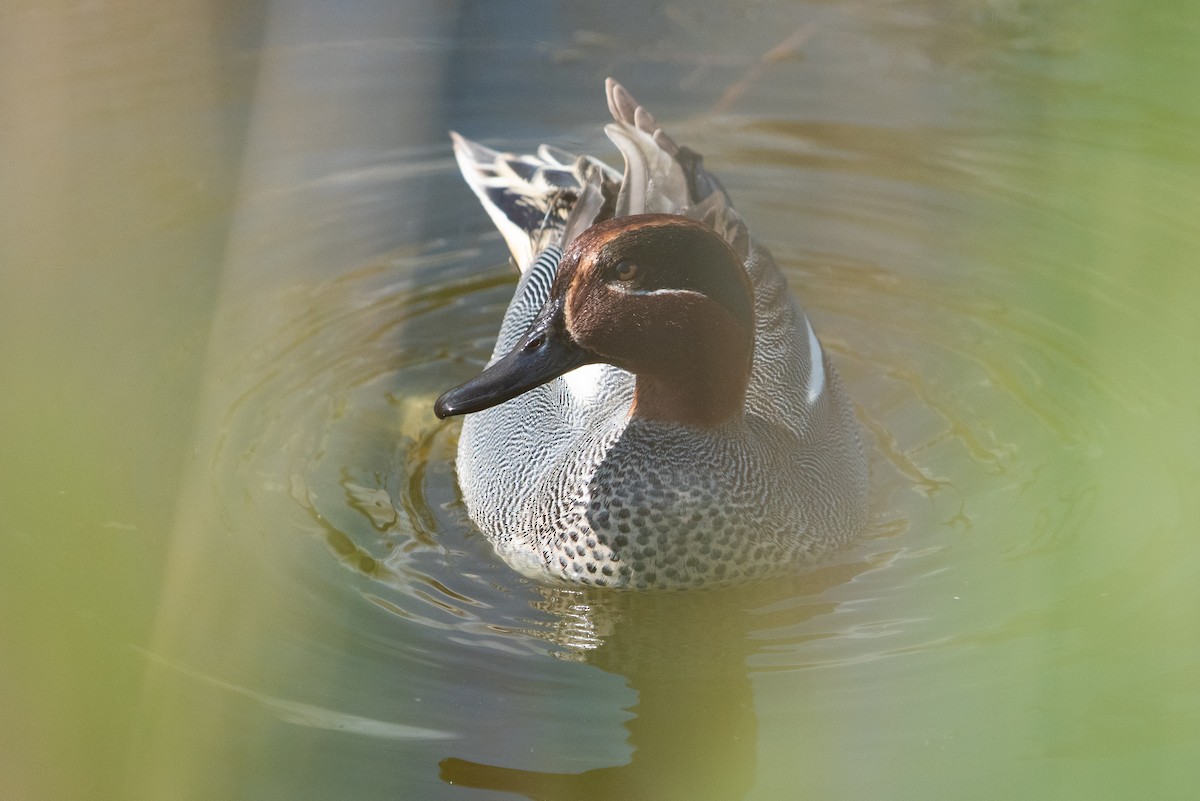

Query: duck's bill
left=434, top=300, right=595, bottom=418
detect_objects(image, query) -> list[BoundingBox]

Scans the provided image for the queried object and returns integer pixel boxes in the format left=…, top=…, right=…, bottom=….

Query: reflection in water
left=440, top=565, right=872, bottom=801
left=441, top=599, right=758, bottom=800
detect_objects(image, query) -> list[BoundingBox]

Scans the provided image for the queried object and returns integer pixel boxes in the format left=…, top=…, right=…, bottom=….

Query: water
left=2, top=1, right=1198, bottom=800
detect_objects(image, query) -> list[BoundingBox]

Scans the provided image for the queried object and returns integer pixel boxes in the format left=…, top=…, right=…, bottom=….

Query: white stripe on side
left=804, top=317, right=826, bottom=404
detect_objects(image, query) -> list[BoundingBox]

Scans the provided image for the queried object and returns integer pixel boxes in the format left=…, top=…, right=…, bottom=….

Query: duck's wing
left=603, top=79, right=750, bottom=259
left=451, top=132, right=619, bottom=272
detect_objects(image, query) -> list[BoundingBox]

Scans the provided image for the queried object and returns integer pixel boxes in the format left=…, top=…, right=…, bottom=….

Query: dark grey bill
left=434, top=298, right=595, bottom=418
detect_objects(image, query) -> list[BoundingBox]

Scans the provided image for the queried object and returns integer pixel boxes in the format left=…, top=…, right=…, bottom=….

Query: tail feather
left=451, top=132, right=617, bottom=272
left=603, top=78, right=749, bottom=258
left=450, top=80, right=749, bottom=272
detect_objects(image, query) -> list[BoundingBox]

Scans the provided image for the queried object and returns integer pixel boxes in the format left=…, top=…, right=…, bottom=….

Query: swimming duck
left=435, top=79, right=867, bottom=589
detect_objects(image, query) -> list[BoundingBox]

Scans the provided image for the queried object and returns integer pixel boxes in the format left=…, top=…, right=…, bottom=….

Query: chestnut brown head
left=436, top=213, right=754, bottom=428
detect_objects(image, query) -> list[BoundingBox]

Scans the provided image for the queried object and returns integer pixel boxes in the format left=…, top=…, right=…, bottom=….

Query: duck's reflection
left=438, top=559, right=870, bottom=800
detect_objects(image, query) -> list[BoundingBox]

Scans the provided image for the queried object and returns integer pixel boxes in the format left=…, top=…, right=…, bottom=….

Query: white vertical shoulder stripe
left=804, top=318, right=826, bottom=404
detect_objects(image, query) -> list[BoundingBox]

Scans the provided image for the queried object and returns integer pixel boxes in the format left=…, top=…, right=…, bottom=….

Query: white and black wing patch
left=451, top=133, right=618, bottom=271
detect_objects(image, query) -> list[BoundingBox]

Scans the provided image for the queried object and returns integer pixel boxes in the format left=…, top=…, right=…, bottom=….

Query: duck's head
left=435, top=214, right=754, bottom=428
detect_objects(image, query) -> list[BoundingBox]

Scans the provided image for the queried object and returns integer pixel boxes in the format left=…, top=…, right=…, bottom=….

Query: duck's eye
left=612, top=260, right=639, bottom=282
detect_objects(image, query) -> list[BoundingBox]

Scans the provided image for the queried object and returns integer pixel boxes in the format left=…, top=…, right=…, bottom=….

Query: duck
left=434, top=79, right=868, bottom=589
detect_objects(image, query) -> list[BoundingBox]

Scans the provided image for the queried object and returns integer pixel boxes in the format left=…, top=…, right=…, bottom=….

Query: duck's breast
left=455, top=242, right=633, bottom=548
